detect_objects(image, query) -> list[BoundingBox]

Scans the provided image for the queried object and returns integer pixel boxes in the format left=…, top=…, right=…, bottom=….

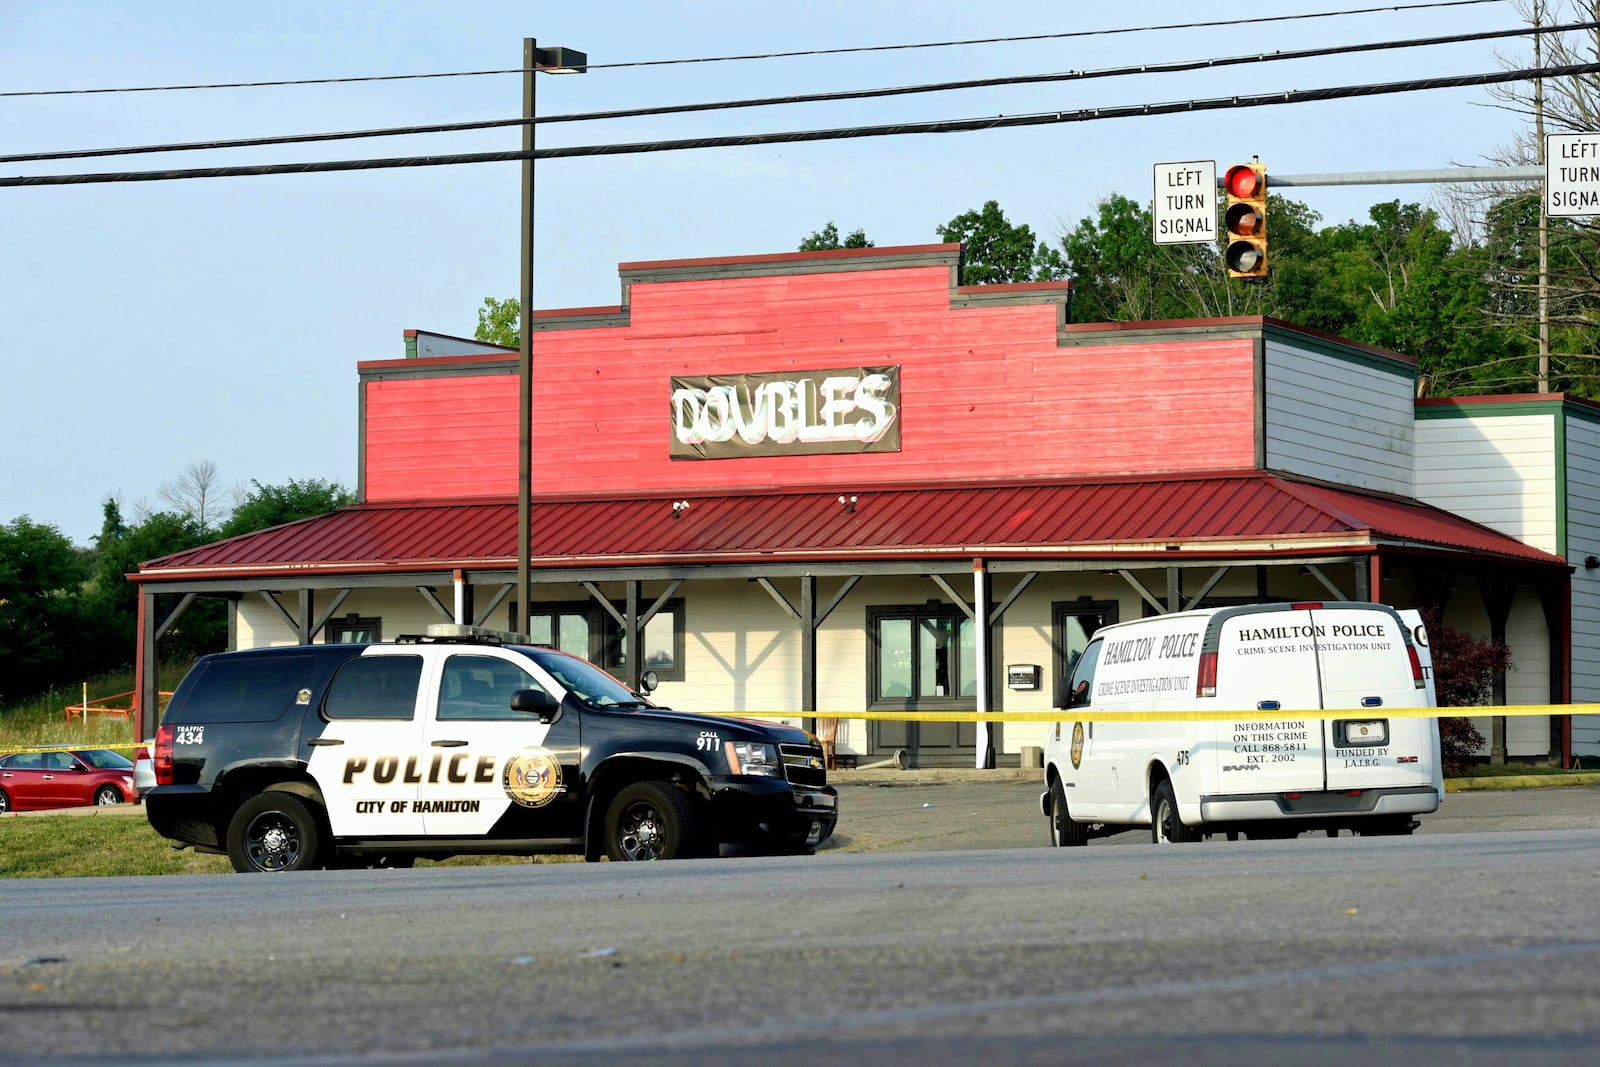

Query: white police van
left=1042, top=601, right=1442, bottom=844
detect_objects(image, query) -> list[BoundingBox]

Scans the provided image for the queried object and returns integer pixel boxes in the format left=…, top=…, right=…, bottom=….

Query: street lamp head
left=535, top=46, right=587, bottom=74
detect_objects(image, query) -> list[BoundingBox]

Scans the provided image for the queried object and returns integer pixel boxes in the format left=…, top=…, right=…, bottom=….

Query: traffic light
left=1223, top=160, right=1268, bottom=280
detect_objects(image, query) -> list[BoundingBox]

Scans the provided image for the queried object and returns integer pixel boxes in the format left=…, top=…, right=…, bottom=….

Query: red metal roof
left=135, top=470, right=1566, bottom=581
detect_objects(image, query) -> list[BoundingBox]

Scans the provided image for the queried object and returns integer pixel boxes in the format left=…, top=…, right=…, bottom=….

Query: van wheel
left=1151, top=780, right=1201, bottom=844
left=604, top=781, right=697, bottom=861
left=1357, top=817, right=1417, bottom=837
left=1049, top=779, right=1087, bottom=847
left=227, top=792, right=322, bottom=873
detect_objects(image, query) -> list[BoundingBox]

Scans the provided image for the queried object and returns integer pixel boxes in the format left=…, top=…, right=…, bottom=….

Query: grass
left=1448, top=762, right=1588, bottom=777
left=0, top=811, right=232, bottom=877
left=0, top=811, right=570, bottom=879
left=0, top=666, right=185, bottom=754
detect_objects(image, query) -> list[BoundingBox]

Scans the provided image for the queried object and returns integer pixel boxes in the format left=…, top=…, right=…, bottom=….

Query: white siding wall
left=1506, top=587, right=1553, bottom=758
left=1263, top=339, right=1414, bottom=495
left=1569, top=413, right=1600, bottom=757
left=658, top=578, right=802, bottom=720
left=1414, top=414, right=1559, bottom=553
left=235, top=589, right=446, bottom=648
left=1444, top=589, right=1552, bottom=759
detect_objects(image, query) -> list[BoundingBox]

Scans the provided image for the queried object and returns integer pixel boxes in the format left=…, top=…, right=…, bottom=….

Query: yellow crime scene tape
left=704, top=704, right=1600, bottom=723
left=14, top=708, right=1595, bottom=753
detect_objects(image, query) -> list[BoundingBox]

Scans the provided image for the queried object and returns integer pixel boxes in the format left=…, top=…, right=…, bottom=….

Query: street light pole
left=517, top=38, right=585, bottom=637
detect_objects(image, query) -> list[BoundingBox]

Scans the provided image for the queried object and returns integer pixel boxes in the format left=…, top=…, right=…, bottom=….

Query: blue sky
left=2, top=1, right=1536, bottom=545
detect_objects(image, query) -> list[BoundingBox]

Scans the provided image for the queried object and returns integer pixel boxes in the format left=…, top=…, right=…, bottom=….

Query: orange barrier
left=65, top=690, right=173, bottom=725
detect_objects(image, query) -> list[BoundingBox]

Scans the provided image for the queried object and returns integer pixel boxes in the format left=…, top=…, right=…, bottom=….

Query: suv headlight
left=724, top=741, right=782, bottom=777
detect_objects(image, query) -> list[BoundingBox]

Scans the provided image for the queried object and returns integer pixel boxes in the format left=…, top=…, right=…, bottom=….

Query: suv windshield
left=518, top=647, right=652, bottom=708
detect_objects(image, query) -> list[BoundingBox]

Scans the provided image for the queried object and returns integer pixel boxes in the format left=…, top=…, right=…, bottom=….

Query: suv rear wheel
left=1151, top=779, right=1202, bottom=844
left=227, top=792, right=322, bottom=873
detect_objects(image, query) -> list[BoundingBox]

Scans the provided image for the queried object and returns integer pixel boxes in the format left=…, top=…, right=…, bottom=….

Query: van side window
left=1053, top=600, right=1117, bottom=703
left=324, top=655, right=423, bottom=721
left=1068, top=640, right=1103, bottom=707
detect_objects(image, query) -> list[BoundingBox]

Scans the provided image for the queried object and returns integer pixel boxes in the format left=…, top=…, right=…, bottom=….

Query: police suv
left=145, top=625, right=837, bottom=872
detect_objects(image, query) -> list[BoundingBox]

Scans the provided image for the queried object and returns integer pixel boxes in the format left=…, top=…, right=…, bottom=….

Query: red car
left=0, top=748, right=137, bottom=814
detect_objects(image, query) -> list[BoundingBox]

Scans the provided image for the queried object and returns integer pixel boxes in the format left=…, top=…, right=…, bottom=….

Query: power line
left=0, top=0, right=1503, bottom=98
left=5, top=20, right=1587, bottom=166
left=5, top=60, right=1592, bottom=188
left=594, top=0, right=1509, bottom=68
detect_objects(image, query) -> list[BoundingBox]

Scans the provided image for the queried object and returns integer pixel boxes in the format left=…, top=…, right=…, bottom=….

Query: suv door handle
left=306, top=738, right=343, bottom=747
left=432, top=739, right=468, bottom=748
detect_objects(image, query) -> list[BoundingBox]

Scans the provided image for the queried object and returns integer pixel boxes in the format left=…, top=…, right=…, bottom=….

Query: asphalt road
left=824, top=774, right=1600, bottom=851
left=3, top=782, right=1599, bottom=1065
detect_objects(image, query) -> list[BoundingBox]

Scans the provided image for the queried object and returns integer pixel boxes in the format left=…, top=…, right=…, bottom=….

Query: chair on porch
left=815, top=717, right=839, bottom=770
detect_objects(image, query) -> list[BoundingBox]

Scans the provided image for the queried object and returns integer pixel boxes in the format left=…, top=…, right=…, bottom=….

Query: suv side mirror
left=638, top=669, right=659, bottom=695
left=509, top=688, right=560, bottom=724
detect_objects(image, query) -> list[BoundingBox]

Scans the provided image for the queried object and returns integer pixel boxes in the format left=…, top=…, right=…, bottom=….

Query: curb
left=1444, top=772, right=1600, bottom=792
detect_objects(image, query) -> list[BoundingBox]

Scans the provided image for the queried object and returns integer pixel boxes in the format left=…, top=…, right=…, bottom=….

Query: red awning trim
left=133, top=470, right=1567, bottom=583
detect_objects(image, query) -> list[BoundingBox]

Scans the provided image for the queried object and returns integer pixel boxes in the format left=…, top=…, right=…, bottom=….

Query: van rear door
left=1316, top=607, right=1434, bottom=793
left=1209, top=604, right=1430, bottom=797
left=1210, top=607, right=1329, bottom=795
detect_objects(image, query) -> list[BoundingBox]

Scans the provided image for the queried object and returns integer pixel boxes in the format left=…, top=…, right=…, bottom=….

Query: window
left=437, top=654, right=547, bottom=721
left=178, top=654, right=325, bottom=724
left=327, top=614, right=381, bottom=643
left=323, top=655, right=423, bottom=721
left=1052, top=600, right=1119, bottom=704
left=868, top=604, right=976, bottom=707
left=519, top=599, right=686, bottom=682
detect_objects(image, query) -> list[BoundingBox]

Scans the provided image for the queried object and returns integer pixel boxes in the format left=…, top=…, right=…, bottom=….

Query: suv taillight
left=154, top=724, right=175, bottom=786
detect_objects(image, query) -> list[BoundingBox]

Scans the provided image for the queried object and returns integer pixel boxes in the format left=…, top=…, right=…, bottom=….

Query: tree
left=0, top=517, right=90, bottom=703
left=799, top=222, right=874, bottom=251
left=68, top=477, right=354, bottom=684
left=217, top=478, right=353, bottom=541
left=474, top=296, right=520, bottom=349
left=936, top=201, right=1067, bottom=284
left=1313, top=201, right=1514, bottom=397
left=157, top=460, right=236, bottom=533
left=94, top=497, right=128, bottom=555
left=1058, top=192, right=1341, bottom=323
left=1059, top=193, right=1244, bottom=322
left=88, top=509, right=220, bottom=664
left=1418, top=608, right=1513, bottom=773
left=1480, top=192, right=1600, bottom=397
left=1464, top=0, right=1600, bottom=397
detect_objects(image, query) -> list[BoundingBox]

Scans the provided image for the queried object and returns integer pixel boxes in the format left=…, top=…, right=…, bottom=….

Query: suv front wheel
left=227, top=792, right=322, bottom=873
left=603, top=781, right=698, bottom=861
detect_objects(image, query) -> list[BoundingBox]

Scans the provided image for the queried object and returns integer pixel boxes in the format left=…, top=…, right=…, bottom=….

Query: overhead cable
left=0, top=0, right=1503, bottom=97
left=4, top=60, right=1594, bottom=188
left=4, top=20, right=1588, bottom=166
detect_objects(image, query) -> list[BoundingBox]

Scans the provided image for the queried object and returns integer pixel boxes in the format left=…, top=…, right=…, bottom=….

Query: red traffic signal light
left=1223, top=162, right=1267, bottom=280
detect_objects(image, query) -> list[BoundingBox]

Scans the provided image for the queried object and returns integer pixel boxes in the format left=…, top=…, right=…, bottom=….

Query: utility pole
left=1537, top=0, right=1551, bottom=394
